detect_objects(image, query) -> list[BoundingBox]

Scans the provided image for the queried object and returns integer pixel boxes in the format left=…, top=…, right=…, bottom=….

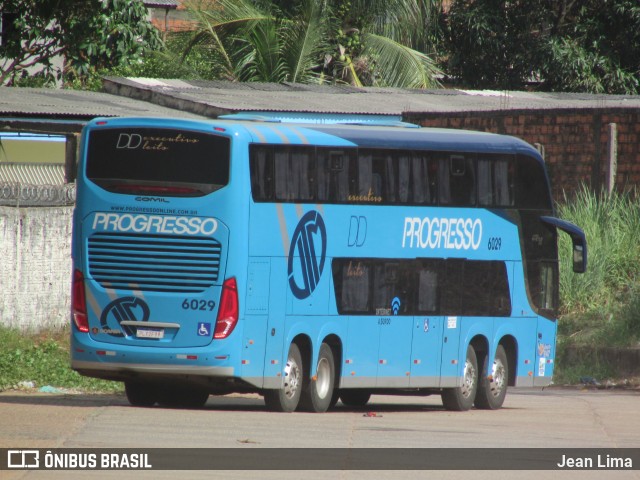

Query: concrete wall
left=0, top=206, right=72, bottom=331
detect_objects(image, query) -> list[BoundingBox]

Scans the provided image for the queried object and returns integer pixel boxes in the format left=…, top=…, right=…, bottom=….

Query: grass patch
left=556, top=186, right=640, bottom=383
left=0, top=326, right=122, bottom=393
left=557, top=186, right=640, bottom=348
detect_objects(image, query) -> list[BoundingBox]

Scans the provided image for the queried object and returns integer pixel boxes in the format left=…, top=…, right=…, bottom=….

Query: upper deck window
left=86, top=128, right=230, bottom=197
left=250, top=145, right=552, bottom=210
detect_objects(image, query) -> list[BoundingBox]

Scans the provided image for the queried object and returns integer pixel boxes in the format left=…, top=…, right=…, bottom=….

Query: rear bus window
left=86, top=128, right=230, bottom=197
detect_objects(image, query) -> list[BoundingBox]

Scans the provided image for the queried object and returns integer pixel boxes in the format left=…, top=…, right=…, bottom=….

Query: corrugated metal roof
left=0, top=87, right=208, bottom=120
left=102, top=77, right=640, bottom=118
left=0, top=163, right=65, bottom=184
left=3, top=80, right=640, bottom=128
left=143, top=0, right=179, bottom=8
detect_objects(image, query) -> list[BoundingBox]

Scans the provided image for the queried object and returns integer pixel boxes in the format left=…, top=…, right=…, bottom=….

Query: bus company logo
left=100, top=297, right=150, bottom=336
left=116, top=133, right=143, bottom=149
left=92, top=213, right=218, bottom=236
left=402, top=216, right=483, bottom=251
left=288, top=210, right=327, bottom=299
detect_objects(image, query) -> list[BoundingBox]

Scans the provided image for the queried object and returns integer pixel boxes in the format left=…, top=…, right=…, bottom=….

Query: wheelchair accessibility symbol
left=197, top=322, right=211, bottom=336
left=288, top=210, right=327, bottom=300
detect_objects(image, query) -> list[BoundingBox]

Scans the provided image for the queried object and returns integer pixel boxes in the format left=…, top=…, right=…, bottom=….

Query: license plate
left=136, top=328, right=164, bottom=339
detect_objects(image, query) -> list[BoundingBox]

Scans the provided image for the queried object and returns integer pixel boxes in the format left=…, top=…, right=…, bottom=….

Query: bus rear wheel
left=475, top=345, right=508, bottom=410
left=157, top=386, right=209, bottom=409
left=299, top=343, right=335, bottom=413
left=125, top=381, right=157, bottom=407
left=441, top=345, right=478, bottom=411
left=264, top=343, right=303, bottom=412
left=339, top=390, right=371, bottom=408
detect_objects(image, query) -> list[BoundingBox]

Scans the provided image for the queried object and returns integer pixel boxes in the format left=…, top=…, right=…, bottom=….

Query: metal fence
left=0, top=182, right=76, bottom=206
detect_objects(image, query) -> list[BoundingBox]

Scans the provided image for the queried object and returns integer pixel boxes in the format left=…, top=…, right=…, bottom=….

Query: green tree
left=443, top=0, right=640, bottom=94
left=0, top=0, right=161, bottom=87
left=182, top=0, right=442, bottom=88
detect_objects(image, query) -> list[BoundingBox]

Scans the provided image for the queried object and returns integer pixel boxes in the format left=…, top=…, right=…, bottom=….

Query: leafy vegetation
left=558, top=187, right=640, bottom=346
left=0, top=0, right=161, bottom=87
left=0, top=326, right=121, bottom=393
left=555, top=187, right=640, bottom=384
left=443, top=0, right=640, bottom=93
left=179, top=0, right=442, bottom=87
left=3, top=0, right=640, bottom=93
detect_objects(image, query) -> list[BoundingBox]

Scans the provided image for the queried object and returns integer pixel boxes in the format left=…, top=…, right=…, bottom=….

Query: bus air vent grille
left=88, top=232, right=221, bottom=293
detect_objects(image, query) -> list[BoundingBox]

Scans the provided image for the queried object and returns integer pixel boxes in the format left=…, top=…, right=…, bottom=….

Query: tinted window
left=520, top=211, right=559, bottom=318
left=478, top=155, right=514, bottom=207
left=333, top=258, right=511, bottom=317
left=514, top=154, right=552, bottom=210
left=86, top=128, right=230, bottom=196
left=251, top=146, right=550, bottom=210
left=438, top=154, right=476, bottom=206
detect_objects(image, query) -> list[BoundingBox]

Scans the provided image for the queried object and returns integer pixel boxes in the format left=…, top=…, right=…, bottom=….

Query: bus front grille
left=88, top=232, right=221, bottom=293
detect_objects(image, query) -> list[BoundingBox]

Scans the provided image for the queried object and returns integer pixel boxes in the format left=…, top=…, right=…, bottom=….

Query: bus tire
left=329, top=389, right=340, bottom=409
left=441, top=345, right=478, bottom=411
left=475, top=345, right=508, bottom=410
left=264, top=343, right=303, bottom=412
left=339, top=390, right=371, bottom=408
left=157, top=386, right=209, bottom=409
left=299, top=343, right=335, bottom=413
left=125, top=381, right=157, bottom=407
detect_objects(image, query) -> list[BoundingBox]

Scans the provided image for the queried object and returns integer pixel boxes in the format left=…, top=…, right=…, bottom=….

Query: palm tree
left=182, top=0, right=442, bottom=88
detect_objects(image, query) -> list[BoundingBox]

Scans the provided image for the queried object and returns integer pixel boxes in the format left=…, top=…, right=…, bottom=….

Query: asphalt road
left=1, top=387, right=638, bottom=480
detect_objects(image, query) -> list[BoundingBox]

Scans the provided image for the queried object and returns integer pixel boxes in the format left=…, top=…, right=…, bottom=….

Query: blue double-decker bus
left=71, top=114, right=586, bottom=412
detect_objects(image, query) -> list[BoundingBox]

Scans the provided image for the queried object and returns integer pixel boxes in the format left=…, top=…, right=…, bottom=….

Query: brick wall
left=0, top=206, right=72, bottom=331
left=405, top=108, right=640, bottom=201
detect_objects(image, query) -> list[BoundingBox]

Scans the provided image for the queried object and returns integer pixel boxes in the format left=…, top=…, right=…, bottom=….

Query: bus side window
left=539, top=262, right=557, bottom=312
left=328, top=150, right=350, bottom=202
left=373, top=262, right=396, bottom=313
left=274, top=150, right=290, bottom=200
left=417, top=264, right=438, bottom=313
left=398, top=154, right=410, bottom=203
left=250, top=147, right=274, bottom=201
left=441, top=259, right=463, bottom=314
left=273, top=148, right=314, bottom=202
left=316, top=150, right=330, bottom=202
left=333, top=259, right=371, bottom=313
left=439, top=155, right=476, bottom=206
left=383, top=154, right=397, bottom=203
left=411, top=154, right=432, bottom=204
left=478, top=156, right=514, bottom=207
left=458, top=261, right=511, bottom=316
left=530, top=261, right=558, bottom=315
left=358, top=153, right=373, bottom=198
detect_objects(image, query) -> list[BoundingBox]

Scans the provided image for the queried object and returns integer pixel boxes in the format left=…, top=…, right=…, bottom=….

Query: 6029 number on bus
left=182, top=299, right=216, bottom=311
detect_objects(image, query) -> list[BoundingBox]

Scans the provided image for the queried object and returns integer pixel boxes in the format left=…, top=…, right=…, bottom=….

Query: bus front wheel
left=264, top=343, right=303, bottom=412
left=299, top=343, right=336, bottom=413
left=475, top=345, right=508, bottom=410
left=441, top=345, right=478, bottom=411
